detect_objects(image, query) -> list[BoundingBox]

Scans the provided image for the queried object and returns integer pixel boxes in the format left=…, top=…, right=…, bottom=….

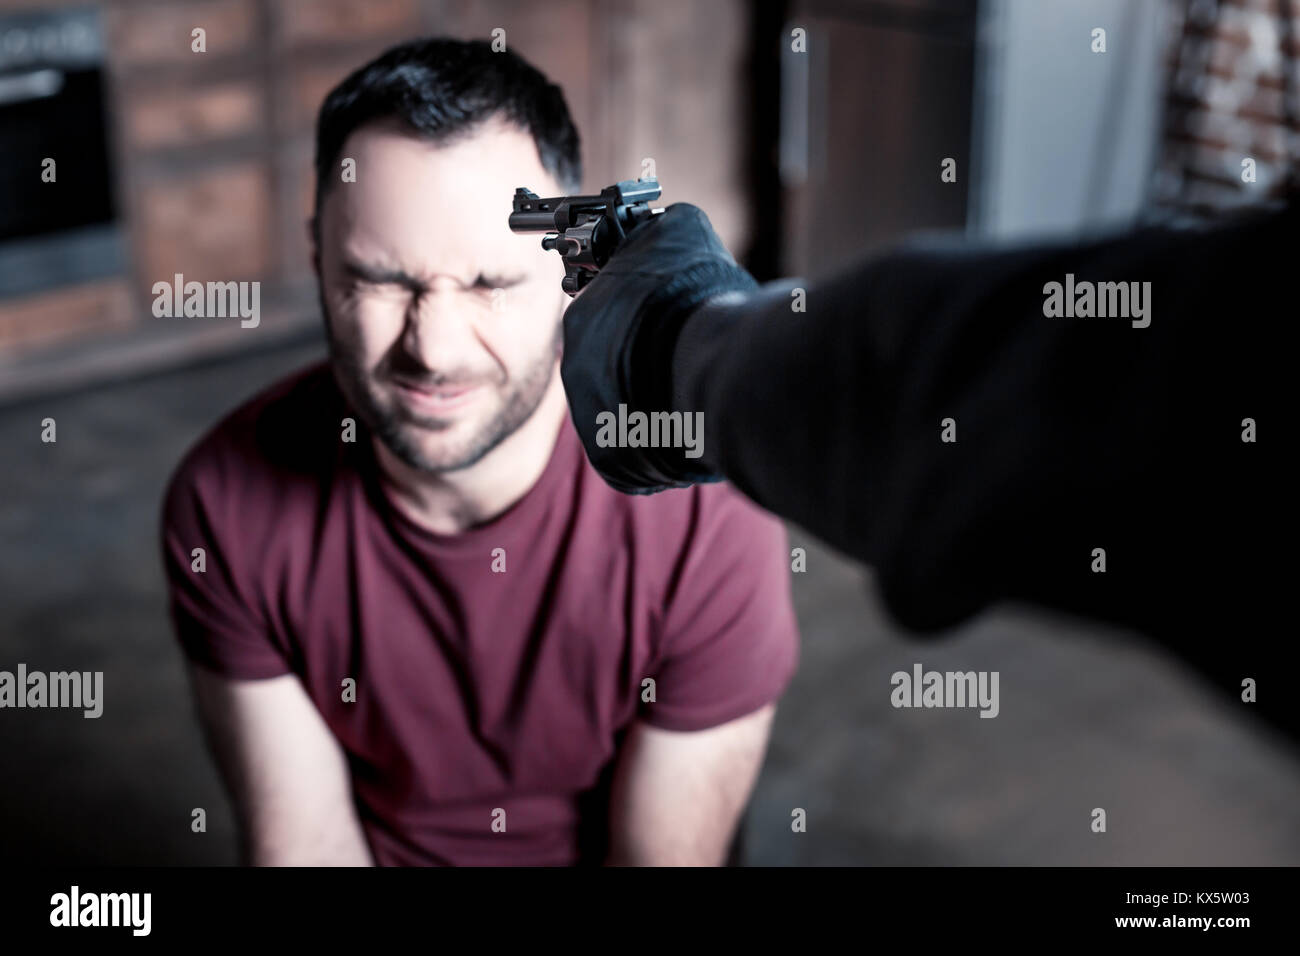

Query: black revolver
left=509, top=178, right=663, bottom=296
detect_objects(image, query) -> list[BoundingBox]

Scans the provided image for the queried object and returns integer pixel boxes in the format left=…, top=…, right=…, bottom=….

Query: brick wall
left=1148, top=0, right=1300, bottom=218
left=0, top=0, right=750, bottom=362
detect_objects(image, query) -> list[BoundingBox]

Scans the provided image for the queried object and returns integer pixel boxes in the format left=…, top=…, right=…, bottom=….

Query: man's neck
left=373, top=369, right=567, bottom=535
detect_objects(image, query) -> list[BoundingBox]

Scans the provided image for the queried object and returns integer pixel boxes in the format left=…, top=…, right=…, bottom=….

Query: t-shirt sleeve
left=640, top=485, right=801, bottom=732
left=160, top=450, right=293, bottom=680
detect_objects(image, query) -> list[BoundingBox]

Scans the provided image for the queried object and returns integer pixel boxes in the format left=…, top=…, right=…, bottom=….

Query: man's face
left=315, top=116, right=570, bottom=473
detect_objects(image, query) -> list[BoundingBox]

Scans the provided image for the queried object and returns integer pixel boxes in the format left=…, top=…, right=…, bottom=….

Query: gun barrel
left=508, top=179, right=663, bottom=295
left=507, top=209, right=563, bottom=232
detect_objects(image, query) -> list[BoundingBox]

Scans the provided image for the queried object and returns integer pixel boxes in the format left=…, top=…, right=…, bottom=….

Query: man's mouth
left=390, top=377, right=483, bottom=415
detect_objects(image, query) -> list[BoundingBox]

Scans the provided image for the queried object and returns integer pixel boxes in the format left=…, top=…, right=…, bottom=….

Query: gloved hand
left=560, top=202, right=759, bottom=494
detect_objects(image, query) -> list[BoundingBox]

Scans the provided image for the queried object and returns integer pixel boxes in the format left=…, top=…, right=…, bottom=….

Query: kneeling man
left=160, top=38, right=799, bottom=866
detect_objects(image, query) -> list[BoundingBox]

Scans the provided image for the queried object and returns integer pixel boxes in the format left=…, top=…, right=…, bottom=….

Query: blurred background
left=1, top=0, right=1297, bottom=865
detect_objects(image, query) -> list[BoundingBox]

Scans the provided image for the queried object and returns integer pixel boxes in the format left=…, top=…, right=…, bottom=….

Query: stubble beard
left=322, top=290, right=563, bottom=474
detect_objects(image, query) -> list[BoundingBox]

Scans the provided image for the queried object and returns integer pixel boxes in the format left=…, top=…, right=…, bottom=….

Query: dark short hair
left=312, top=37, right=582, bottom=236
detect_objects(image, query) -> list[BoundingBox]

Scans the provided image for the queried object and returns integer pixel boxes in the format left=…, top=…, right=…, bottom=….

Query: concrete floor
left=2, top=338, right=1297, bottom=865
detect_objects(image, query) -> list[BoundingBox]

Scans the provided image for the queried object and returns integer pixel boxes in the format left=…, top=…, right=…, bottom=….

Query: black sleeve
left=671, top=203, right=1291, bottom=667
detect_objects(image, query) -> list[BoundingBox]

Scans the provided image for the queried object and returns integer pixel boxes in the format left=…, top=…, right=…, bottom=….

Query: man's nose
left=399, top=288, right=478, bottom=367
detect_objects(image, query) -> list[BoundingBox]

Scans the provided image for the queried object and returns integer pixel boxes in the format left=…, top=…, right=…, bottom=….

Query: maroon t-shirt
left=160, top=362, right=799, bottom=865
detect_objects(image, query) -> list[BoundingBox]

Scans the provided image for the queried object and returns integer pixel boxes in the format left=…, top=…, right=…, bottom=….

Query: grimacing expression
left=315, top=117, right=569, bottom=473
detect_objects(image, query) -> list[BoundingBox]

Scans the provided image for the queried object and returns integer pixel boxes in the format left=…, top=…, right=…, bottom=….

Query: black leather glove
left=560, top=202, right=759, bottom=494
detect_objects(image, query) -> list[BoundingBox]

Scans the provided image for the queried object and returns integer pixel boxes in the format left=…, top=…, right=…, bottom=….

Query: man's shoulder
left=162, top=360, right=344, bottom=520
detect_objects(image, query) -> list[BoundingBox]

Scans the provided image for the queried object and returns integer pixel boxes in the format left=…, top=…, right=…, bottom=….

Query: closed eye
left=473, top=274, right=525, bottom=290
left=342, top=259, right=421, bottom=293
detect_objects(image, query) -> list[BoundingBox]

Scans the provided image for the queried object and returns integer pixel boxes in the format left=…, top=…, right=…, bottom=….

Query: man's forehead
left=326, top=117, right=563, bottom=274
left=342, top=116, right=561, bottom=200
